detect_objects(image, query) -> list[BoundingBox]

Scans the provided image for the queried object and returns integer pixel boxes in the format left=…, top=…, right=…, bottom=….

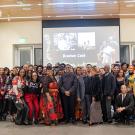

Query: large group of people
left=0, top=61, right=135, bottom=126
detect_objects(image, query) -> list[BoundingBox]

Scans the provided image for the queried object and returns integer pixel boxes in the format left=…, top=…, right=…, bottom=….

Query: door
left=34, top=48, right=42, bottom=65
left=120, top=45, right=130, bottom=63
left=18, top=47, right=33, bottom=66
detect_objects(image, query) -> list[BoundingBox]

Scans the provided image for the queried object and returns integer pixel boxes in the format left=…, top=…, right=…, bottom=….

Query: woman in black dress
left=116, top=69, right=125, bottom=96
left=89, top=67, right=103, bottom=126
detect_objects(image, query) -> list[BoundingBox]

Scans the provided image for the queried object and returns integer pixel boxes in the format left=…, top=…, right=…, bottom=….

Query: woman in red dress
left=40, top=68, right=63, bottom=125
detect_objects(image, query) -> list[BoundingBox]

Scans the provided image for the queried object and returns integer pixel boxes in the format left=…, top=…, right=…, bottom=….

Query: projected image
left=97, top=36, right=119, bottom=65
left=54, top=33, right=77, bottom=51
left=43, top=27, right=119, bottom=66
left=78, top=32, right=95, bottom=50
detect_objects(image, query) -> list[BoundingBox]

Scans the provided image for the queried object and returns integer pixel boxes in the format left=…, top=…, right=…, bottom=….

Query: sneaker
left=23, top=121, right=29, bottom=125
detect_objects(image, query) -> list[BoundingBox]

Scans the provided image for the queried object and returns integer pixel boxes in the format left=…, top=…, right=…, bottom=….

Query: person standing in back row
left=81, top=67, right=93, bottom=124
left=102, top=65, right=116, bottom=123
left=59, top=64, right=77, bottom=124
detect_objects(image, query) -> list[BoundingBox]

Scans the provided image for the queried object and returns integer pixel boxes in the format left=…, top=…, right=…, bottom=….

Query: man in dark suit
left=114, top=85, right=134, bottom=123
left=102, top=65, right=116, bottom=123
left=59, top=64, right=77, bottom=123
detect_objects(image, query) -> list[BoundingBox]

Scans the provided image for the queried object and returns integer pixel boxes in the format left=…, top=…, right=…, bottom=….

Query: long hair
left=31, top=71, right=40, bottom=82
left=18, top=68, right=26, bottom=78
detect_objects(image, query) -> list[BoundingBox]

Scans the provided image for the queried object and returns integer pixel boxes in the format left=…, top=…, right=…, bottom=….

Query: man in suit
left=76, top=67, right=85, bottom=121
left=59, top=64, right=77, bottom=123
left=114, top=85, right=134, bottom=123
left=81, top=67, right=92, bottom=124
left=102, top=64, right=116, bottom=123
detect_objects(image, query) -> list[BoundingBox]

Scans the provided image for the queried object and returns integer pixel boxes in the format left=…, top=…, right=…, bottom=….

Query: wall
left=120, top=18, right=135, bottom=42
left=0, top=21, right=42, bottom=68
left=0, top=19, right=135, bottom=68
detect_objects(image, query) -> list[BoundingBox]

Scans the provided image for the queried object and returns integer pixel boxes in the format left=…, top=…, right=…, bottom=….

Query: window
left=120, top=45, right=130, bottom=64
left=20, top=48, right=32, bottom=66
left=34, top=48, right=42, bottom=65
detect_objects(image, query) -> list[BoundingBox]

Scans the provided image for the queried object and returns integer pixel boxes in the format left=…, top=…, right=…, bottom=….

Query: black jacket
left=83, top=76, right=91, bottom=95
left=59, top=72, right=77, bottom=95
left=91, top=74, right=102, bottom=101
left=102, top=72, right=116, bottom=96
left=115, top=93, right=134, bottom=111
left=25, top=80, right=41, bottom=95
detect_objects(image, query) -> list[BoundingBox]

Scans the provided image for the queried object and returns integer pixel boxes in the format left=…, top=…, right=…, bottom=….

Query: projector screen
left=43, top=26, right=119, bottom=66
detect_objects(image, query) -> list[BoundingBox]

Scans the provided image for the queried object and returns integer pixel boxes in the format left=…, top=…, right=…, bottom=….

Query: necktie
left=122, top=94, right=126, bottom=102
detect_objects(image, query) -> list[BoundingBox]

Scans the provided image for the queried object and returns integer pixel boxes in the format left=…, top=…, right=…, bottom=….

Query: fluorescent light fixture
left=47, top=1, right=107, bottom=6
left=0, top=17, right=8, bottom=20
left=0, top=16, right=42, bottom=20
left=104, top=13, right=135, bottom=16
left=119, top=13, right=135, bottom=16
left=10, top=16, right=42, bottom=19
left=0, top=4, right=32, bottom=8
left=0, top=3, right=42, bottom=8
left=55, top=14, right=104, bottom=18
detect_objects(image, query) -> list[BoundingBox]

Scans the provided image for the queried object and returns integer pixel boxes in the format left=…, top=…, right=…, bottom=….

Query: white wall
left=120, top=18, right=135, bottom=42
left=0, top=21, right=42, bottom=68
left=0, top=19, right=135, bottom=68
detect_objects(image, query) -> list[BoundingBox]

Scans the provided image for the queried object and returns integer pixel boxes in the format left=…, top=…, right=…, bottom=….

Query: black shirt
left=25, top=80, right=41, bottom=95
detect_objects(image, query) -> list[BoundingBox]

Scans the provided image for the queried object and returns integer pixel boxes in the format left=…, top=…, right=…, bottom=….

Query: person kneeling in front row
left=114, top=85, right=134, bottom=124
